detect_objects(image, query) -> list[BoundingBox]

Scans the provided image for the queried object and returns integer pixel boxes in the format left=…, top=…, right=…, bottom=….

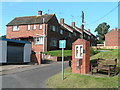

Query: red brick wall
left=105, top=29, right=120, bottom=46
left=6, top=24, right=44, bottom=38
left=6, top=15, right=72, bottom=64
left=47, top=16, right=73, bottom=51
left=6, top=24, right=46, bottom=64
left=72, top=38, right=90, bottom=74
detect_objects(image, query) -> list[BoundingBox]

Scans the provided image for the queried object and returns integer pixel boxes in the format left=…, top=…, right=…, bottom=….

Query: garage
left=0, top=38, right=32, bottom=64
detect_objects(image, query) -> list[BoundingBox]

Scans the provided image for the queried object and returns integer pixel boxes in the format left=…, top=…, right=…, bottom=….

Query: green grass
left=90, top=49, right=119, bottom=60
left=46, top=49, right=119, bottom=88
left=46, top=67, right=119, bottom=88
left=98, top=49, right=114, bottom=50
left=43, top=50, right=72, bottom=57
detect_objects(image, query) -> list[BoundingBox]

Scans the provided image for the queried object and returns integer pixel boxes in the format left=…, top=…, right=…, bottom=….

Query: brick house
left=6, top=11, right=67, bottom=64
left=105, top=28, right=120, bottom=46
left=60, top=18, right=97, bottom=47
left=6, top=11, right=97, bottom=64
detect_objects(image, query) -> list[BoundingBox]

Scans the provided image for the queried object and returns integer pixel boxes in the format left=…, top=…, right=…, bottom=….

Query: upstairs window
left=39, top=24, right=42, bottom=29
left=27, top=25, right=30, bottom=30
left=88, top=36, right=90, bottom=40
left=33, top=24, right=36, bottom=30
left=34, top=37, right=44, bottom=45
left=84, top=34, right=86, bottom=38
left=60, top=29, right=63, bottom=34
left=13, top=26, right=19, bottom=31
left=52, top=25, right=56, bottom=31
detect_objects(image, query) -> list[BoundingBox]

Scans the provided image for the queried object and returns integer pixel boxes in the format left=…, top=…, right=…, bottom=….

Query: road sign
left=59, top=40, right=66, bottom=48
left=59, top=40, right=66, bottom=80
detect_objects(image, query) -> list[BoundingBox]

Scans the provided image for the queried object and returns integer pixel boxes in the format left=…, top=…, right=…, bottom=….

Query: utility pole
left=81, top=11, right=84, bottom=39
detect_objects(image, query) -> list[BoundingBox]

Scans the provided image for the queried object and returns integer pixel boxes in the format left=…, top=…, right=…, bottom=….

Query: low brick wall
left=92, top=46, right=120, bottom=50
left=43, top=54, right=72, bottom=61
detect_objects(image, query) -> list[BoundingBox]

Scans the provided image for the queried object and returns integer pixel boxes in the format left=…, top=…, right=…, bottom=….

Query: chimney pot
left=72, top=22, right=75, bottom=27
left=60, top=18, right=64, bottom=24
left=38, top=11, right=42, bottom=15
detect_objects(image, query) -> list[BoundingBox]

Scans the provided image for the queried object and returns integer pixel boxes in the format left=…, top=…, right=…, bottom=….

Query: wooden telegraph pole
left=81, top=11, right=84, bottom=39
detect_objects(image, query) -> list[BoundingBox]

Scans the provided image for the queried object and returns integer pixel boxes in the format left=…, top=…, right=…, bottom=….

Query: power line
left=86, top=3, right=120, bottom=26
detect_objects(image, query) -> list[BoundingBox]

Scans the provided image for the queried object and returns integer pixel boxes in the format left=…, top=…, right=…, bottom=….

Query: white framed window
left=60, top=29, right=63, bottom=34
left=33, top=24, right=36, bottom=30
left=13, top=26, right=19, bottom=31
left=88, top=36, right=90, bottom=40
left=27, top=25, right=30, bottom=30
left=34, top=37, right=44, bottom=45
left=52, top=25, right=56, bottom=31
left=39, top=24, right=42, bottom=29
left=50, top=38, right=57, bottom=46
left=75, top=45, right=83, bottom=59
left=84, top=34, right=86, bottom=37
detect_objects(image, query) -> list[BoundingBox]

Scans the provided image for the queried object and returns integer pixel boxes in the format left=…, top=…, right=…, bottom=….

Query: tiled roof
left=6, top=14, right=54, bottom=26
left=64, top=24, right=80, bottom=33
left=62, top=23, right=96, bottom=37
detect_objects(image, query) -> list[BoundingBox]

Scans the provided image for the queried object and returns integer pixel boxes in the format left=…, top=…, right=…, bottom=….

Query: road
left=1, top=62, right=69, bottom=88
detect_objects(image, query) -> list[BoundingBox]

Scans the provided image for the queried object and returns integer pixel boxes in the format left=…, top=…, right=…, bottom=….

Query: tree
left=0, top=35, right=6, bottom=38
left=95, top=22, right=110, bottom=41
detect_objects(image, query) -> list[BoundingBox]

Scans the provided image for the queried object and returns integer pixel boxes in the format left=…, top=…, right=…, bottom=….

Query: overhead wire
left=85, top=3, right=120, bottom=26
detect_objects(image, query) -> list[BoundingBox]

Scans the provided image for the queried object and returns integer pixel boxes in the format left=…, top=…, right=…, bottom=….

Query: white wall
left=0, top=40, right=7, bottom=63
left=23, top=44, right=32, bottom=62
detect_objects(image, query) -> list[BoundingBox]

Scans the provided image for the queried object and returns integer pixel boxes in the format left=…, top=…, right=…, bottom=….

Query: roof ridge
left=16, top=14, right=55, bottom=18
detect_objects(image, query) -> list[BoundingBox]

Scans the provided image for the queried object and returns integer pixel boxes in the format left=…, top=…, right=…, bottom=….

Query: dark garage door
left=7, top=42, right=24, bottom=63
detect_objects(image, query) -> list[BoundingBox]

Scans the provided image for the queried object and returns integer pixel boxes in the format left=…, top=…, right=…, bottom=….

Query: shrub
left=90, top=48, right=100, bottom=56
left=90, top=48, right=95, bottom=56
left=97, top=40, right=104, bottom=44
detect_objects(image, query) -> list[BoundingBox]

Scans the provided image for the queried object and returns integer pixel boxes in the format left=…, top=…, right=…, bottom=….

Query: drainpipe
left=43, top=18, right=45, bottom=52
left=43, top=24, right=45, bottom=52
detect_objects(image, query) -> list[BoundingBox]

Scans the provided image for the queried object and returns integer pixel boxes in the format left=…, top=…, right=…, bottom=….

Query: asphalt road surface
left=1, top=62, right=69, bottom=88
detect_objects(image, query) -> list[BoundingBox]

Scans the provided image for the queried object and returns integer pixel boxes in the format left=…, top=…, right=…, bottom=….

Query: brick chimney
left=80, top=25, right=82, bottom=29
left=115, top=28, right=118, bottom=31
left=72, top=22, right=75, bottom=27
left=60, top=18, right=64, bottom=24
left=38, top=11, right=42, bottom=15
left=88, top=29, right=90, bottom=32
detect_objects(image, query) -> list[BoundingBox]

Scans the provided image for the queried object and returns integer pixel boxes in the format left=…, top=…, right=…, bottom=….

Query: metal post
left=62, top=48, right=64, bottom=80
left=81, top=11, right=84, bottom=39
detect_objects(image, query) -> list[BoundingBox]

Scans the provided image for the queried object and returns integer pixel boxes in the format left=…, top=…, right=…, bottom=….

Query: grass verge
left=43, top=50, right=72, bottom=57
left=90, top=49, right=119, bottom=60
left=46, top=67, right=119, bottom=88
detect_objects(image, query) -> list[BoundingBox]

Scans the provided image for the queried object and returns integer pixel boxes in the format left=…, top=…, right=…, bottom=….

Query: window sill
left=12, top=30, right=19, bottom=32
left=34, top=44, right=44, bottom=45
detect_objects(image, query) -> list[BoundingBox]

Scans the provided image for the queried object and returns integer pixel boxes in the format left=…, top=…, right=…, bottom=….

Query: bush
left=90, top=48, right=100, bottom=56
left=97, top=40, right=104, bottom=44
left=90, top=48, right=95, bottom=56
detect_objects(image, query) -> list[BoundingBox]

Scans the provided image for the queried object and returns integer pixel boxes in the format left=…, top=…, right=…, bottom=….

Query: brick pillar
left=36, top=52, right=42, bottom=65
left=72, top=38, right=90, bottom=74
left=31, top=52, right=41, bottom=64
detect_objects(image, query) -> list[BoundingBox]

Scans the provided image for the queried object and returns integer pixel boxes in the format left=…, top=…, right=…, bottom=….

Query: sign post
left=59, top=40, right=66, bottom=80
